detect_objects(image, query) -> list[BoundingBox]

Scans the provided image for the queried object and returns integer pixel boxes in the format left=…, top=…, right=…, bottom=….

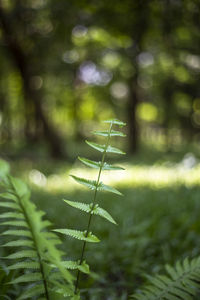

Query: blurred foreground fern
left=0, top=160, right=74, bottom=299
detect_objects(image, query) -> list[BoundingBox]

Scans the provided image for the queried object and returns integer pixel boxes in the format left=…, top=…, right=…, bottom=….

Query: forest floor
left=3, top=144, right=200, bottom=299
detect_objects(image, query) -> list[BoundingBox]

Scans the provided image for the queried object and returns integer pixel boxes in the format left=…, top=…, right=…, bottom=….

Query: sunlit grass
left=26, top=162, right=200, bottom=193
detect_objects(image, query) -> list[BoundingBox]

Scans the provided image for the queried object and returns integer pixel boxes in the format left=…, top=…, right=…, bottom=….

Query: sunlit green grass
left=14, top=159, right=200, bottom=192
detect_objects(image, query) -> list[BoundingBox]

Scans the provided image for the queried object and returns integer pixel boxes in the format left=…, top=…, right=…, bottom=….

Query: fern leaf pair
left=70, top=175, right=122, bottom=195
left=63, top=199, right=117, bottom=225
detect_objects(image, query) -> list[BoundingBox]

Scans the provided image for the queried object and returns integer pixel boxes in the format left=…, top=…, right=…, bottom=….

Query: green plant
left=0, top=119, right=126, bottom=299
left=0, top=160, right=75, bottom=299
left=53, top=118, right=126, bottom=295
left=131, top=257, right=200, bottom=300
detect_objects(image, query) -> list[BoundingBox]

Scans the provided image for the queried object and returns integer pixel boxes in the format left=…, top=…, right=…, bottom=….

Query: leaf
left=103, top=119, right=126, bottom=126
left=10, top=272, right=42, bottom=284
left=63, top=200, right=90, bottom=213
left=93, top=206, right=117, bottom=225
left=70, top=175, right=97, bottom=190
left=0, top=193, right=18, bottom=201
left=4, top=250, right=37, bottom=259
left=2, top=229, right=32, bottom=238
left=62, top=260, right=90, bottom=274
left=106, top=145, right=125, bottom=155
left=52, top=285, right=76, bottom=298
left=53, top=229, right=100, bottom=243
left=64, top=200, right=116, bottom=225
left=0, top=202, right=21, bottom=210
left=102, top=162, right=125, bottom=171
left=0, top=159, right=10, bottom=178
left=9, top=177, right=29, bottom=198
left=78, top=157, right=101, bottom=169
left=62, top=260, right=80, bottom=270
left=17, top=284, right=44, bottom=300
left=92, top=130, right=126, bottom=137
left=78, top=261, right=90, bottom=274
left=70, top=175, right=122, bottom=195
left=78, top=157, right=124, bottom=171
left=7, top=261, right=39, bottom=270
left=0, top=212, right=24, bottom=219
left=86, top=141, right=125, bottom=155
left=85, top=141, right=106, bottom=152
left=0, top=220, right=28, bottom=228
left=2, top=240, right=34, bottom=248
left=98, top=182, right=122, bottom=195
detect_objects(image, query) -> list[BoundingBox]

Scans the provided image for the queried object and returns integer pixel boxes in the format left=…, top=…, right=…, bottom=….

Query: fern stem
left=9, top=178, right=50, bottom=300
left=74, top=123, right=112, bottom=294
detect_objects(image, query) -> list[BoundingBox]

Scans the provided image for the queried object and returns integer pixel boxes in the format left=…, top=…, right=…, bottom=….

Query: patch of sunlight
left=28, top=162, right=200, bottom=193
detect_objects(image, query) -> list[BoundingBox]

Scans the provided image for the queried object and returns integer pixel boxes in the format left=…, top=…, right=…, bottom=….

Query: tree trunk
left=127, top=74, right=139, bottom=153
left=0, top=2, right=66, bottom=158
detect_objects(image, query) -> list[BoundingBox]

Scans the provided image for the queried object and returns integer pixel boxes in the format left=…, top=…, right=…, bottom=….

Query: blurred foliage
left=0, top=0, right=200, bottom=157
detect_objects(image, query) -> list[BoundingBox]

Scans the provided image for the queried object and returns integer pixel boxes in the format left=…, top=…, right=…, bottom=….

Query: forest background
left=1, top=0, right=200, bottom=299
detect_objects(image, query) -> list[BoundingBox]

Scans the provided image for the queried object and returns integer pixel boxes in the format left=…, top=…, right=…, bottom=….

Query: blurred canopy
left=0, top=0, right=200, bottom=158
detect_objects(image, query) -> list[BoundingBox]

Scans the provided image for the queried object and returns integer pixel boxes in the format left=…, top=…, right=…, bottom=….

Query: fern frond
left=132, top=257, right=200, bottom=300
left=92, top=130, right=126, bottom=137
left=0, top=173, right=74, bottom=298
left=69, top=119, right=126, bottom=295
left=86, top=141, right=125, bottom=155
left=53, top=229, right=100, bottom=243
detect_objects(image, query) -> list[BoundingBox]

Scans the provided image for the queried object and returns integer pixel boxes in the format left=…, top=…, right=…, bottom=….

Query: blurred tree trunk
left=127, top=0, right=150, bottom=154
left=0, top=93, right=12, bottom=141
left=0, top=2, right=66, bottom=158
left=127, top=71, right=139, bottom=153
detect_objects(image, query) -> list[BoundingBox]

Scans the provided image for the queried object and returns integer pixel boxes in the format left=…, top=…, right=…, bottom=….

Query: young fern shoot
left=53, top=119, right=126, bottom=296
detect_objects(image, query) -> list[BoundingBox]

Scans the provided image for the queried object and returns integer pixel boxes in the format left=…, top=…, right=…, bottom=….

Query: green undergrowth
left=2, top=147, right=200, bottom=299
left=3, top=181, right=199, bottom=299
